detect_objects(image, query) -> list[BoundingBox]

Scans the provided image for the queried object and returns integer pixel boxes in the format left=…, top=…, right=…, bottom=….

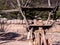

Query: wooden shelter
left=0, top=0, right=59, bottom=45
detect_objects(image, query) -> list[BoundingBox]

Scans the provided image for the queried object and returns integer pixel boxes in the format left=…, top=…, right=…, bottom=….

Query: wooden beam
left=0, top=6, right=55, bottom=13
left=0, top=9, right=19, bottom=13
left=22, top=7, right=54, bottom=11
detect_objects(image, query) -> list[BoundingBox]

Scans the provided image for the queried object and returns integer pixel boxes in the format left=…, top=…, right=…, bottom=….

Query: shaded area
left=0, top=32, right=20, bottom=40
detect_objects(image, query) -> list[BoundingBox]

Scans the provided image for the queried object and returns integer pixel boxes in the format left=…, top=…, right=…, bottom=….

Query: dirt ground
left=0, top=21, right=60, bottom=45
left=0, top=41, right=29, bottom=45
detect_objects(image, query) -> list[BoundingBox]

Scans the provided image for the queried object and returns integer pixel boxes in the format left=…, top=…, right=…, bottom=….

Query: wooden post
left=47, top=12, right=51, bottom=22
left=34, top=30, right=40, bottom=45
left=42, top=31, right=47, bottom=45
left=48, top=38, right=52, bottom=45
left=27, top=28, right=33, bottom=45
left=47, top=0, right=51, bottom=23
left=27, top=28, right=33, bottom=40
left=39, top=28, right=47, bottom=45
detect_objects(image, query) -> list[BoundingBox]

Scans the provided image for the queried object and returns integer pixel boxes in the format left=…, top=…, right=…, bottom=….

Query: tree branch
left=17, top=0, right=29, bottom=28
left=24, top=0, right=30, bottom=7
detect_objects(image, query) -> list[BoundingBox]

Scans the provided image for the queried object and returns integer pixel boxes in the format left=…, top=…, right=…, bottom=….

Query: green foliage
left=26, top=10, right=49, bottom=20
left=0, top=0, right=7, bottom=10
left=0, top=0, right=60, bottom=20
left=56, top=9, right=60, bottom=19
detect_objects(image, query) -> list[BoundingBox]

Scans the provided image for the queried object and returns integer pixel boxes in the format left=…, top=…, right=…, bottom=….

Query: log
left=0, top=9, right=19, bottom=13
